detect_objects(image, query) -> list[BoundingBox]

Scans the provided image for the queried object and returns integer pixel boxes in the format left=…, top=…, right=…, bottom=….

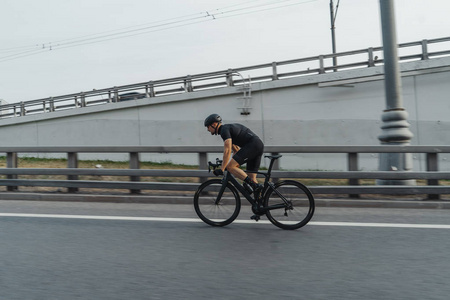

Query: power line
left=0, top=45, right=40, bottom=53
left=1, top=0, right=313, bottom=57
left=215, top=0, right=318, bottom=19
left=0, top=13, right=207, bottom=53
left=0, top=2, right=270, bottom=54
left=0, top=0, right=317, bottom=63
left=51, top=18, right=213, bottom=51
left=52, top=0, right=303, bottom=50
left=52, top=0, right=304, bottom=48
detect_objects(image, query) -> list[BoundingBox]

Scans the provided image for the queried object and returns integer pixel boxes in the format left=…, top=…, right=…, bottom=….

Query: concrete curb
left=1, top=192, right=450, bottom=209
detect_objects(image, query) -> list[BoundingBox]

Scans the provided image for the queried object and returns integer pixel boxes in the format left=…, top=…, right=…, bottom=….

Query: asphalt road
left=0, top=201, right=450, bottom=300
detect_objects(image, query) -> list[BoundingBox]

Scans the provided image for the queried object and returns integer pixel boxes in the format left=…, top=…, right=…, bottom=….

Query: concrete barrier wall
left=1, top=57, right=450, bottom=171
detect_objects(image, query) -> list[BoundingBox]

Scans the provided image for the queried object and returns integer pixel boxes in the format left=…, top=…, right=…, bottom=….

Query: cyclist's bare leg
left=227, top=159, right=258, bottom=183
left=247, top=172, right=258, bottom=183
left=226, top=159, right=247, bottom=181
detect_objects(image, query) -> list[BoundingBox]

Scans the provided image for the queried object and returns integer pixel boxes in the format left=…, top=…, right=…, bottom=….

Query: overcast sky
left=1, top=0, right=449, bottom=103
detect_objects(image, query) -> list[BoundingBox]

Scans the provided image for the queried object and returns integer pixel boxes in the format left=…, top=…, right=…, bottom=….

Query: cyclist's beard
left=211, top=124, right=218, bottom=135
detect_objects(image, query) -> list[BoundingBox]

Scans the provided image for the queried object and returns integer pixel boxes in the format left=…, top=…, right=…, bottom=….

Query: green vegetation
left=0, top=156, right=443, bottom=188
left=0, top=156, right=197, bottom=170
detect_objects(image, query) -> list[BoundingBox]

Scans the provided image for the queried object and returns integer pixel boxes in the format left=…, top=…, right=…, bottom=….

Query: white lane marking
left=0, top=213, right=450, bottom=229
left=0, top=213, right=200, bottom=222
left=309, top=222, right=450, bottom=229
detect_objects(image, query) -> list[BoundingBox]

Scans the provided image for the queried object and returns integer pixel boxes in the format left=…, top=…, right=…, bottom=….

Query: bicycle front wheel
left=194, top=179, right=241, bottom=227
left=264, top=180, right=315, bottom=230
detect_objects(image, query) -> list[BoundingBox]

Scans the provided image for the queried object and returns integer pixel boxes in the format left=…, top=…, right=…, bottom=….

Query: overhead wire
left=2, top=0, right=312, bottom=51
left=0, top=0, right=267, bottom=53
left=0, top=0, right=317, bottom=63
left=210, top=0, right=311, bottom=16
left=50, top=18, right=214, bottom=51
left=0, top=44, right=40, bottom=53
left=214, top=0, right=318, bottom=19
left=51, top=1, right=296, bottom=50
left=52, top=0, right=301, bottom=49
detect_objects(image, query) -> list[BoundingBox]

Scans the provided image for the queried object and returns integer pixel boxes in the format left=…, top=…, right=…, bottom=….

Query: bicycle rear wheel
left=194, top=179, right=241, bottom=227
left=264, top=180, right=315, bottom=230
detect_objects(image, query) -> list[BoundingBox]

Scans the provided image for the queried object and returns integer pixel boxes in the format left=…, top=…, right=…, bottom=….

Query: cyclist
left=204, top=113, right=264, bottom=196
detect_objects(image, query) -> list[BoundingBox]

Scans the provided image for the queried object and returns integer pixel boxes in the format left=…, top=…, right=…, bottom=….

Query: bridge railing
left=1, top=145, right=450, bottom=200
left=1, top=37, right=449, bottom=119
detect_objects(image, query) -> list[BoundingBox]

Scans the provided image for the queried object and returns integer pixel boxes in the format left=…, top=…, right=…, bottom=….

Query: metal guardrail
left=1, top=145, right=450, bottom=199
left=1, top=37, right=449, bottom=119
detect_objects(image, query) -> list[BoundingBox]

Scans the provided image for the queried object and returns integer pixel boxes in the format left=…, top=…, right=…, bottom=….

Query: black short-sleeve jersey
left=218, top=123, right=259, bottom=147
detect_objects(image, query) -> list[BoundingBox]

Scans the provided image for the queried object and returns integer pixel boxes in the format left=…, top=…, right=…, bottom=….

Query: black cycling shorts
left=232, top=137, right=264, bottom=172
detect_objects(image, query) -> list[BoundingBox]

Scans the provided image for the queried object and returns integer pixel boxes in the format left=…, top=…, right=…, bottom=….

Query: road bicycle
left=193, top=155, right=315, bottom=230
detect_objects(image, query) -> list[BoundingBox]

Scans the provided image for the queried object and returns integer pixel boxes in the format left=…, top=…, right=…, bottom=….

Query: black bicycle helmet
left=204, top=114, right=222, bottom=127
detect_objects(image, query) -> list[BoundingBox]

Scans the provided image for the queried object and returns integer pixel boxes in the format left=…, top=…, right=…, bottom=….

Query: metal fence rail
left=1, top=36, right=449, bottom=119
left=1, top=145, right=450, bottom=199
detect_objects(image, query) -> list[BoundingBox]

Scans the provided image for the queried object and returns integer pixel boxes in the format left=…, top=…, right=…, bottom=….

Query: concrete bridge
left=1, top=37, right=449, bottom=171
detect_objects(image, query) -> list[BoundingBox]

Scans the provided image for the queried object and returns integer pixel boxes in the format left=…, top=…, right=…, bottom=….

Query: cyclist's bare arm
left=222, top=138, right=233, bottom=172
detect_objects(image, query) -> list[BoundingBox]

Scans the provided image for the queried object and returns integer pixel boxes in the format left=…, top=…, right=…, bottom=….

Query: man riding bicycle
left=204, top=113, right=264, bottom=196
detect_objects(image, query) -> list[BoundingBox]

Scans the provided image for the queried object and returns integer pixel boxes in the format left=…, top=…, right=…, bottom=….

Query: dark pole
left=329, top=0, right=338, bottom=71
left=377, top=0, right=415, bottom=185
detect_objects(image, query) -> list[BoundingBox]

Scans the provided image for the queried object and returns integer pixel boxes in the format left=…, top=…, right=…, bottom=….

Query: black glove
left=213, top=169, right=224, bottom=176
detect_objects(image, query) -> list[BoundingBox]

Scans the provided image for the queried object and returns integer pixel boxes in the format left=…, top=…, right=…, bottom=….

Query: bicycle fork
left=214, top=177, right=228, bottom=205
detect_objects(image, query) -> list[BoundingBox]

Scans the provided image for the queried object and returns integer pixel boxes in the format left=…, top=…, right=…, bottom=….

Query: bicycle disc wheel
left=194, top=179, right=241, bottom=227
left=264, top=180, right=315, bottom=230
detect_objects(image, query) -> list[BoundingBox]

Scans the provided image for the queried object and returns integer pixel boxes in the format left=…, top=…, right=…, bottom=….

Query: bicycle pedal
left=250, top=214, right=260, bottom=222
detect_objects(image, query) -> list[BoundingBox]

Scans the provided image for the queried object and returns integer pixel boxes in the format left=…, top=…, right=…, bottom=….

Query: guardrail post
left=20, top=102, right=26, bottom=116
left=368, top=47, right=375, bottom=67
left=272, top=62, right=279, bottom=80
left=114, top=88, right=119, bottom=103
left=80, top=92, right=86, bottom=107
left=184, top=75, right=194, bottom=92
left=49, top=97, right=55, bottom=112
left=348, top=153, right=360, bottom=198
left=149, top=82, right=155, bottom=97
left=146, top=81, right=155, bottom=97
left=426, top=153, right=439, bottom=199
left=421, top=39, right=429, bottom=60
left=6, top=152, right=18, bottom=191
left=319, top=55, right=325, bottom=74
left=226, top=69, right=234, bottom=86
left=199, top=152, right=208, bottom=183
left=67, top=152, right=79, bottom=193
left=129, top=152, right=141, bottom=194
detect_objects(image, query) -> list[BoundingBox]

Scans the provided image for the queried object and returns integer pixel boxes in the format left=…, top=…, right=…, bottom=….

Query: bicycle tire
left=194, top=179, right=241, bottom=227
left=263, top=180, right=315, bottom=230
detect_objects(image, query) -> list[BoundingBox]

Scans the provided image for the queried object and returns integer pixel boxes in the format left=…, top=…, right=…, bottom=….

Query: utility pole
left=329, top=0, right=339, bottom=71
left=377, top=0, right=415, bottom=185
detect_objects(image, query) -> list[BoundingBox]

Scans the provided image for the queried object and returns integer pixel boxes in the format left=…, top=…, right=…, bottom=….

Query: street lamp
left=329, top=0, right=340, bottom=71
left=377, top=0, right=415, bottom=185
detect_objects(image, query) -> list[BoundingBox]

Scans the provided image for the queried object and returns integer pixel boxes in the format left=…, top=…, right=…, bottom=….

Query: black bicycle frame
left=217, top=171, right=288, bottom=214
